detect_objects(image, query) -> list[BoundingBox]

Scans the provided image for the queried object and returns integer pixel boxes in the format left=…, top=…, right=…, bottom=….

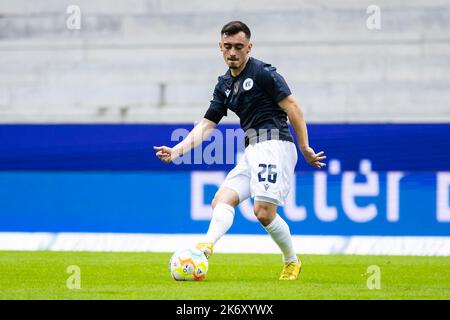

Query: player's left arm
left=278, top=95, right=326, bottom=168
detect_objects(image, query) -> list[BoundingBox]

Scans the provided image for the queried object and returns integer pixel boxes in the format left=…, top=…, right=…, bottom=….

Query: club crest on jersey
left=243, top=78, right=253, bottom=91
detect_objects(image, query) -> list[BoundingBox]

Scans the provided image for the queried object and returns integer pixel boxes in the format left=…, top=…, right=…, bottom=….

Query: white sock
left=263, top=214, right=298, bottom=263
left=203, top=203, right=235, bottom=245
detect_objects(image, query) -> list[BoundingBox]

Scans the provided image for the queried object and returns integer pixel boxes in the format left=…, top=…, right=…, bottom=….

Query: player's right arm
left=153, top=118, right=217, bottom=163
left=154, top=78, right=227, bottom=163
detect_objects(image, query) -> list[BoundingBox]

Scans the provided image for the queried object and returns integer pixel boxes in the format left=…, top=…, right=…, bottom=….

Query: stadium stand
left=0, top=0, right=449, bottom=123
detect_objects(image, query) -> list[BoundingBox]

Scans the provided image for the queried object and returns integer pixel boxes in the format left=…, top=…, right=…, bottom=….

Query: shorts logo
left=243, top=78, right=253, bottom=91
left=264, top=183, right=270, bottom=191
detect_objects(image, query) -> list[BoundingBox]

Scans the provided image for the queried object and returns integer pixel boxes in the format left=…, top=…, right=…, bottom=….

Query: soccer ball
left=169, top=247, right=208, bottom=281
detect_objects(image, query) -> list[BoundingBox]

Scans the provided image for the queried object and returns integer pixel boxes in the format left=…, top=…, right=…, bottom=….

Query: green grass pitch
left=0, top=251, right=449, bottom=300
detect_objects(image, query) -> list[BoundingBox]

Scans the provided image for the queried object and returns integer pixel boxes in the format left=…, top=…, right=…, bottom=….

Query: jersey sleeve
left=257, top=64, right=292, bottom=103
left=204, top=79, right=228, bottom=124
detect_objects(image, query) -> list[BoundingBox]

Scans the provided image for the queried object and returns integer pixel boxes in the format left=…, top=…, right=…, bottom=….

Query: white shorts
left=221, top=140, right=298, bottom=206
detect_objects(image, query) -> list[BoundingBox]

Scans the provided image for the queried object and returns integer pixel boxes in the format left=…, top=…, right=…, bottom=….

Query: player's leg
left=196, top=187, right=240, bottom=257
left=254, top=200, right=298, bottom=262
left=254, top=200, right=301, bottom=280
left=196, top=155, right=251, bottom=258
left=248, top=140, right=301, bottom=280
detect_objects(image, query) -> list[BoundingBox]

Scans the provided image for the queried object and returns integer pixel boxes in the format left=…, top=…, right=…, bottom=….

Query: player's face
left=219, top=32, right=252, bottom=70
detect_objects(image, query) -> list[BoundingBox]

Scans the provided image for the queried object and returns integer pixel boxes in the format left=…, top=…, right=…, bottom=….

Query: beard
left=228, top=60, right=240, bottom=69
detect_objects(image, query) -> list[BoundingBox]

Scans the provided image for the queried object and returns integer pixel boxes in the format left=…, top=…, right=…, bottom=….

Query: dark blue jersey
left=204, top=57, right=294, bottom=146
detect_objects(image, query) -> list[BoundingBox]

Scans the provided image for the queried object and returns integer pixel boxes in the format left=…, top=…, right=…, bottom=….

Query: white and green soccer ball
left=169, top=247, right=208, bottom=281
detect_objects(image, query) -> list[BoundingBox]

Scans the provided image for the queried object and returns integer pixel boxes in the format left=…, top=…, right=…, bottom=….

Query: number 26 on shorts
left=257, top=164, right=277, bottom=183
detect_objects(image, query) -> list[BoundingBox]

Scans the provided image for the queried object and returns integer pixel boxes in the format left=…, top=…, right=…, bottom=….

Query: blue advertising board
left=0, top=124, right=449, bottom=235
left=0, top=124, right=449, bottom=172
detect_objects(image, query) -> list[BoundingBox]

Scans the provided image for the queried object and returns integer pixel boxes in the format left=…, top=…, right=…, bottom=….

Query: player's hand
left=301, top=147, right=326, bottom=169
left=153, top=146, right=175, bottom=163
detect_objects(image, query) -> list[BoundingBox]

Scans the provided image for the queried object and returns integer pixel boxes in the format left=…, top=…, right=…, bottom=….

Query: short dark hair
left=221, top=21, right=251, bottom=39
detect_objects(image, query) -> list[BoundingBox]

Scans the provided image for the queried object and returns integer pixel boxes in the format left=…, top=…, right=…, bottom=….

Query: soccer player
left=154, top=21, right=326, bottom=280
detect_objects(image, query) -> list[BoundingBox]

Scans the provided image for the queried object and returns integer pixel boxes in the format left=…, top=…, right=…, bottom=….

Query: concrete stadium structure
left=0, top=0, right=449, bottom=123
